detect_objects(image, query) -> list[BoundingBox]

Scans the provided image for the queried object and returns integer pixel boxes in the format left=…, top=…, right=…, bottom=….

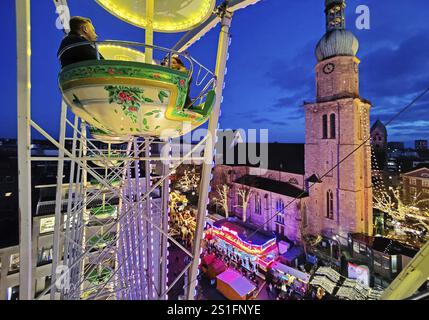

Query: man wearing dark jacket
left=57, top=16, right=104, bottom=68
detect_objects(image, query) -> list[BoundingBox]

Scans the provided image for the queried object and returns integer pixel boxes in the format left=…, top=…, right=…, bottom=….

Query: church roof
left=307, top=174, right=322, bottom=183
left=316, top=29, right=359, bottom=62
left=216, top=142, right=305, bottom=175
left=370, top=119, right=387, bottom=135
left=234, top=174, right=308, bottom=198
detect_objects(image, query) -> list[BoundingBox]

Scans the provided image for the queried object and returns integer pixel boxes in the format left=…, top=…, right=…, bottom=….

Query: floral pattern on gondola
left=105, top=85, right=154, bottom=123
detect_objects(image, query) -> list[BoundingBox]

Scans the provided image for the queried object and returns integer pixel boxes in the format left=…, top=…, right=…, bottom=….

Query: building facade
left=210, top=0, right=374, bottom=246
left=415, top=140, right=428, bottom=151
left=401, top=166, right=429, bottom=209
left=304, top=0, right=373, bottom=240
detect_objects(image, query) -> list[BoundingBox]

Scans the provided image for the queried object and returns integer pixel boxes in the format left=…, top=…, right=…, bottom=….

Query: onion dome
left=315, top=29, right=359, bottom=62
left=315, top=0, right=359, bottom=61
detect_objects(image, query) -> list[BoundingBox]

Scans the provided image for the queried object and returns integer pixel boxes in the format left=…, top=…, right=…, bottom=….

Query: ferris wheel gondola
left=58, top=41, right=217, bottom=139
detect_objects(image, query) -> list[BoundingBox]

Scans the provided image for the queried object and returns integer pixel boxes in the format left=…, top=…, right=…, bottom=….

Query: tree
left=235, top=187, right=253, bottom=223
left=299, top=202, right=322, bottom=257
left=175, top=167, right=200, bottom=193
left=374, top=187, right=429, bottom=237
left=213, top=184, right=230, bottom=218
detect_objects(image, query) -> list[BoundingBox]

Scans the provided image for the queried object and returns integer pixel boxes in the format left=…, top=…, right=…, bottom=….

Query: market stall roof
left=95, top=0, right=216, bottom=32
left=207, top=259, right=227, bottom=279
left=309, top=267, right=342, bottom=295
left=216, top=269, right=256, bottom=297
left=280, top=246, right=304, bottom=264
left=335, top=279, right=382, bottom=300
left=271, top=262, right=310, bottom=283
left=213, top=217, right=276, bottom=246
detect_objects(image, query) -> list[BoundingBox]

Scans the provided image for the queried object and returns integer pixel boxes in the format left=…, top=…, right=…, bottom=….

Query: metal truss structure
left=16, top=0, right=262, bottom=300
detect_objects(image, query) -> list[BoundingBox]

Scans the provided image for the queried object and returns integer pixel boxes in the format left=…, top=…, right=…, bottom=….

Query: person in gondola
left=58, top=16, right=104, bottom=68
left=168, top=56, right=193, bottom=109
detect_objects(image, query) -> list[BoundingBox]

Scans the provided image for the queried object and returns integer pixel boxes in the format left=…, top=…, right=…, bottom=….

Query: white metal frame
left=16, top=0, right=262, bottom=300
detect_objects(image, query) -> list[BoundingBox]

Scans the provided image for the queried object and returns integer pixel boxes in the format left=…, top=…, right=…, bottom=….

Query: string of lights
left=245, top=85, right=429, bottom=241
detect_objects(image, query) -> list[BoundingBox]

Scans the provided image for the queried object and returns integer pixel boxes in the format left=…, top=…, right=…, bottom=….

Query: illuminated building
left=206, top=218, right=278, bottom=274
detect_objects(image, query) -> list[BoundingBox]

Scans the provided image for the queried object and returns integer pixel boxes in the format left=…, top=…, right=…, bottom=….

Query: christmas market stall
left=309, top=267, right=342, bottom=299
left=335, top=279, right=383, bottom=300
left=201, top=253, right=227, bottom=280
left=271, top=261, right=311, bottom=295
left=205, top=217, right=278, bottom=275
left=216, top=269, right=257, bottom=300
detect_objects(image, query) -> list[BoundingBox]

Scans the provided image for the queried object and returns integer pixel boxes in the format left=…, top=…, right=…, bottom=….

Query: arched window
left=255, top=194, right=261, bottom=215
left=322, top=114, right=328, bottom=139
left=276, top=213, right=285, bottom=225
left=275, top=199, right=285, bottom=225
left=330, top=113, right=336, bottom=139
left=276, top=199, right=285, bottom=213
left=326, top=190, right=334, bottom=220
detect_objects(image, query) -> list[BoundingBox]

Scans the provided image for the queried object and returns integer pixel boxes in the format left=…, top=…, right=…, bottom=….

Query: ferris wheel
left=15, top=0, right=261, bottom=300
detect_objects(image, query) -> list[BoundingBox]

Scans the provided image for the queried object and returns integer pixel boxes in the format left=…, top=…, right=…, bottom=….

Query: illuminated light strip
left=212, top=225, right=277, bottom=250
left=95, top=0, right=215, bottom=32
left=257, top=257, right=275, bottom=268
left=208, top=227, right=277, bottom=256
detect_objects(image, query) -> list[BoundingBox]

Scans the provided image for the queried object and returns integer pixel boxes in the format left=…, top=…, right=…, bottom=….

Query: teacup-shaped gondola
left=59, top=57, right=215, bottom=138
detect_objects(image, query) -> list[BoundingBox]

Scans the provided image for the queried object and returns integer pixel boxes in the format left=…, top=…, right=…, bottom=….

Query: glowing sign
left=208, top=226, right=277, bottom=256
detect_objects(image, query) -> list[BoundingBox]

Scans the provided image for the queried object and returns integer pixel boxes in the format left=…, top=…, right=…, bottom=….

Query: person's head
left=69, top=16, right=98, bottom=41
left=171, top=56, right=186, bottom=71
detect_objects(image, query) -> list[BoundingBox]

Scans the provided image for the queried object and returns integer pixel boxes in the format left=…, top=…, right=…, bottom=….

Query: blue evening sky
left=1, top=0, right=428, bottom=144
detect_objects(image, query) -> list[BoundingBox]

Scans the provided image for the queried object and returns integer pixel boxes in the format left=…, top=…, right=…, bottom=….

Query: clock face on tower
left=323, top=63, right=335, bottom=74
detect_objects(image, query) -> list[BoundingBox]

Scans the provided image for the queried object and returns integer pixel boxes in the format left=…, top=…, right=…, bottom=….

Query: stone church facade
left=210, top=0, right=373, bottom=244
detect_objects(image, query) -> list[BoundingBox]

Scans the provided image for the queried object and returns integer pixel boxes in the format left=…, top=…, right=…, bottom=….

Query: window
left=410, top=178, right=417, bottom=185
left=330, top=113, right=336, bottom=139
left=276, top=199, right=285, bottom=213
left=40, top=217, right=55, bottom=234
left=374, top=252, right=382, bottom=267
left=276, top=214, right=285, bottom=225
left=255, top=194, right=261, bottom=215
left=322, top=114, right=328, bottom=139
left=382, top=256, right=390, bottom=270
left=276, top=224, right=285, bottom=235
left=326, top=190, right=334, bottom=220
left=359, top=243, right=367, bottom=255
left=9, top=254, right=20, bottom=273
left=423, top=180, right=429, bottom=187
left=410, top=187, right=417, bottom=195
left=391, top=255, right=398, bottom=274
left=353, top=242, right=359, bottom=254
left=37, top=246, right=53, bottom=266
left=423, top=189, right=429, bottom=195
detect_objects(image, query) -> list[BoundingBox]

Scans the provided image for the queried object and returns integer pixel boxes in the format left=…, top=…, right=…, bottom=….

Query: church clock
left=323, top=63, right=335, bottom=74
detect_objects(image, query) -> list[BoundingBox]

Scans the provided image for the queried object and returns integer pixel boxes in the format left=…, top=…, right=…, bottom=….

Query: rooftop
left=351, top=233, right=419, bottom=257
left=216, top=142, right=305, bottom=175
left=213, top=217, right=276, bottom=246
left=234, top=175, right=308, bottom=199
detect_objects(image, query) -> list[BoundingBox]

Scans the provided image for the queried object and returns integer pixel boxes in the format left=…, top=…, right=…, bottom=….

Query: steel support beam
left=16, top=0, right=32, bottom=301
left=187, top=10, right=233, bottom=300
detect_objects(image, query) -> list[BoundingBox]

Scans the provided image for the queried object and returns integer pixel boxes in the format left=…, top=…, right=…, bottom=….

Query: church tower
left=304, top=0, right=373, bottom=240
